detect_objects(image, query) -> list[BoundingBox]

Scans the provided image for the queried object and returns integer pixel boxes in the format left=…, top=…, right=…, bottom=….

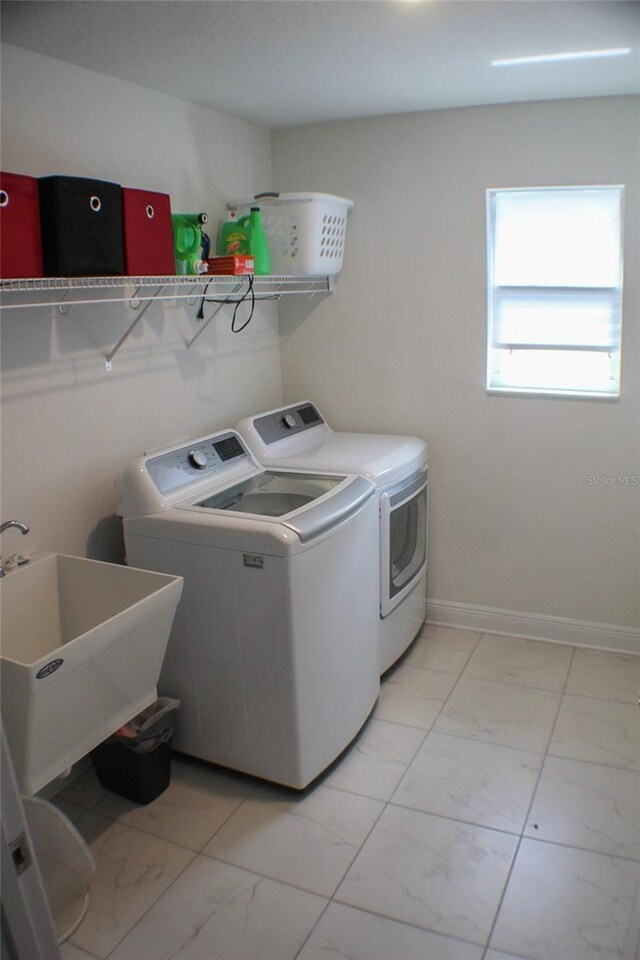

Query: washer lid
left=194, top=470, right=342, bottom=516
left=189, top=470, right=373, bottom=543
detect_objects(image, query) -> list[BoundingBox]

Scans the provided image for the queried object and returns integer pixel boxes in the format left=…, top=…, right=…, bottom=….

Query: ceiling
left=2, top=0, right=639, bottom=129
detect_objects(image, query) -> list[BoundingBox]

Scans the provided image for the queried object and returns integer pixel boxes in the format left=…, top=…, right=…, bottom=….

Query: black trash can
left=90, top=698, right=180, bottom=805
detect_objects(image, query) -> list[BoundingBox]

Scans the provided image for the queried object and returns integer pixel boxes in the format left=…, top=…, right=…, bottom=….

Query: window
left=486, top=186, right=624, bottom=398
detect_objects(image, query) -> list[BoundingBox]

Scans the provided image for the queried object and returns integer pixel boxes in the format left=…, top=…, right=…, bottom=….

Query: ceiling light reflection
left=492, top=48, right=631, bottom=67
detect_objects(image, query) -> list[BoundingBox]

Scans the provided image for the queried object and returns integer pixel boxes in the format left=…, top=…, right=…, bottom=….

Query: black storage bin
left=91, top=738, right=172, bottom=805
left=38, top=175, right=125, bottom=276
left=89, top=698, right=179, bottom=805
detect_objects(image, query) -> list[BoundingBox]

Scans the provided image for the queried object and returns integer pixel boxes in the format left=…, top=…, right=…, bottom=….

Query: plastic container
left=91, top=739, right=173, bottom=805
left=239, top=207, right=270, bottom=275
left=90, top=698, right=179, bottom=805
left=218, top=210, right=250, bottom=256
left=228, top=192, right=353, bottom=276
left=22, top=796, right=95, bottom=943
left=172, top=212, right=209, bottom=275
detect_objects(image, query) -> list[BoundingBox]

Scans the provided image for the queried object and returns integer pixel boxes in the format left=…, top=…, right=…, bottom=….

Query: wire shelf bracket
left=104, top=286, right=165, bottom=371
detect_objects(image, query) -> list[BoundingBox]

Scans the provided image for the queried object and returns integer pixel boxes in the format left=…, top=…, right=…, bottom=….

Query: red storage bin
left=122, top=188, right=174, bottom=276
left=0, top=172, right=43, bottom=279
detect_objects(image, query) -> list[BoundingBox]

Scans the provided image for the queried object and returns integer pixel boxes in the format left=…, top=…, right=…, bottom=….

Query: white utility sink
left=1, top=553, right=183, bottom=794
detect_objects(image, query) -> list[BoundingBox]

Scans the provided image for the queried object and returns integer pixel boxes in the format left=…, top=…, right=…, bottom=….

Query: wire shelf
left=0, top=274, right=333, bottom=309
left=0, top=273, right=334, bottom=369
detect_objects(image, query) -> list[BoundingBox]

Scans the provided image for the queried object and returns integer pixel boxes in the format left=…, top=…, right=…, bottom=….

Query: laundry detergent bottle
left=244, top=207, right=270, bottom=275
left=218, top=210, right=250, bottom=257
left=172, top=212, right=209, bottom=274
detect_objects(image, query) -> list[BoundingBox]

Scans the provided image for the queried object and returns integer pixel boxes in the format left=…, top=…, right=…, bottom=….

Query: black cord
left=196, top=274, right=259, bottom=332
left=196, top=281, right=211, bottom=320
left=231, top=274, right=255, bottom=333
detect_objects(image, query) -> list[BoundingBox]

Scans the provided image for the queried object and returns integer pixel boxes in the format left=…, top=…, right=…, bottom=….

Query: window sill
left=486, top=386, right=620, bottom=401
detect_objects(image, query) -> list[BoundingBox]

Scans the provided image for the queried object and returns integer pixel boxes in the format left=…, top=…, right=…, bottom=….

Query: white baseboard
left=426, top=599, right=640, bottom=654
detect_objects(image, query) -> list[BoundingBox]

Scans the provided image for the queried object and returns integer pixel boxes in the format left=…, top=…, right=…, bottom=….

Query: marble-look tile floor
left=57, top=625, right=640, bottom=960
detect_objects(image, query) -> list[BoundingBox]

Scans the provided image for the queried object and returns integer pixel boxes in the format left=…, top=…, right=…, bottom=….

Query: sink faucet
left=0, top=520, right=30, bottom=577
left=1, top=520, right=30, bottom=536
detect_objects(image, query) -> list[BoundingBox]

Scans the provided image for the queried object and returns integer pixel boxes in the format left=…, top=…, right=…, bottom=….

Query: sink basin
left=1, top=553, right=183, bottom=794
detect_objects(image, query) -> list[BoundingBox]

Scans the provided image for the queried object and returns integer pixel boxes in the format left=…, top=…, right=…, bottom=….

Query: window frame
left=486, top=185, right=625, bottom=400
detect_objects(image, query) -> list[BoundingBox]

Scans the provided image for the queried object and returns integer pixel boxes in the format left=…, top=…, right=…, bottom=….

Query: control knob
left=281, top=414, right=297, bottom=429
left=188, top=450, right=208, bottom=469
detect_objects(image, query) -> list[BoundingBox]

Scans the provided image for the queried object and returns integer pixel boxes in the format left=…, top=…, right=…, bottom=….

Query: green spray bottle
left=238, top=207, right=271, bottom=275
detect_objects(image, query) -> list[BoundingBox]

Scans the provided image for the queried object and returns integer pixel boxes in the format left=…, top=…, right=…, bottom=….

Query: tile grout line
left=293, top=633, right=486, bottom=959
left=414, top=724, right=639, bottom=770
left=480, top=644, right=578, bottom=958
left=78, top=837, right=199, bottom=960
left=437, top=626, right=640, bottom=661
left=72, top=784, right=257, bottom=860
left=499, top=832, right=640, bottom=867
left=98, top=827, right=344, bottom=960
left=403, top=653, right=638, bottom=704
left=198, top=849, right=334, bottom=900
left=66, top=943, right=103, bottom=960
left=291, top=631, right=485, bottom=960
left=384, top=802, right=527, bottom=841
left=416, top=631, right=560, bottom=957
left=291, top=898, right=332, bottom=960
left=381, top=628, right=483, bottom=806
left=80, top=783, right=261, bottom=960
left=193, top=782, right=259, bottom=854
left=299, top=900, right=491, bottom=958
left=385, top=798, right=640, bottom=865
left=523, top=643, right=577, bottom=762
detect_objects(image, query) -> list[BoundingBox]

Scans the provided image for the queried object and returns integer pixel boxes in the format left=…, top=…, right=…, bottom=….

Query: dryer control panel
left=254, top=403, right=325, bottom=446
left=146, top=431, right=250, bottom=495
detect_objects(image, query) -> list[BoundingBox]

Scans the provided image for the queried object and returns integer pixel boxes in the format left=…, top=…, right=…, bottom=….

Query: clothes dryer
left=236, top=403, right=428, bottom=674
left=122, top=429, right=379, bottom=788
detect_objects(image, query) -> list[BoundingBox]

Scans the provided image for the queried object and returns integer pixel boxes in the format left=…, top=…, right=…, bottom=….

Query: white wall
left=2, top=49, right=638, bottom=635
left=1, top=45, right=280, bottom=560
left=273, top=96, right=640, bottom=631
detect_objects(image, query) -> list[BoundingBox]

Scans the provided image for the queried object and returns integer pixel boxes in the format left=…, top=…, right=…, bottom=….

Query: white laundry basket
left=228, top=192, right=354, bottom=276
left=22, top=796, right=96, bottom=943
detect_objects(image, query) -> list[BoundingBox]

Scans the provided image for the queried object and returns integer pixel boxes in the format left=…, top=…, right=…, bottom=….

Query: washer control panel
left=254, top=403, right=325, bottom=445
left=146, top=432, right=250, bottom=494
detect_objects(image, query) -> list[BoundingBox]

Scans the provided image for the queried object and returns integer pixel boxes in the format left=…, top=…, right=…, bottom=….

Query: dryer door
left=380, top=469, right=428, bottom=618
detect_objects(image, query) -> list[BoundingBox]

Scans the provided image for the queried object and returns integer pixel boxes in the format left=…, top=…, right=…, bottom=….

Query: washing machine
left=236, top=402, right=428, bottom=674
left=122, top=429, right=379, bottom=789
